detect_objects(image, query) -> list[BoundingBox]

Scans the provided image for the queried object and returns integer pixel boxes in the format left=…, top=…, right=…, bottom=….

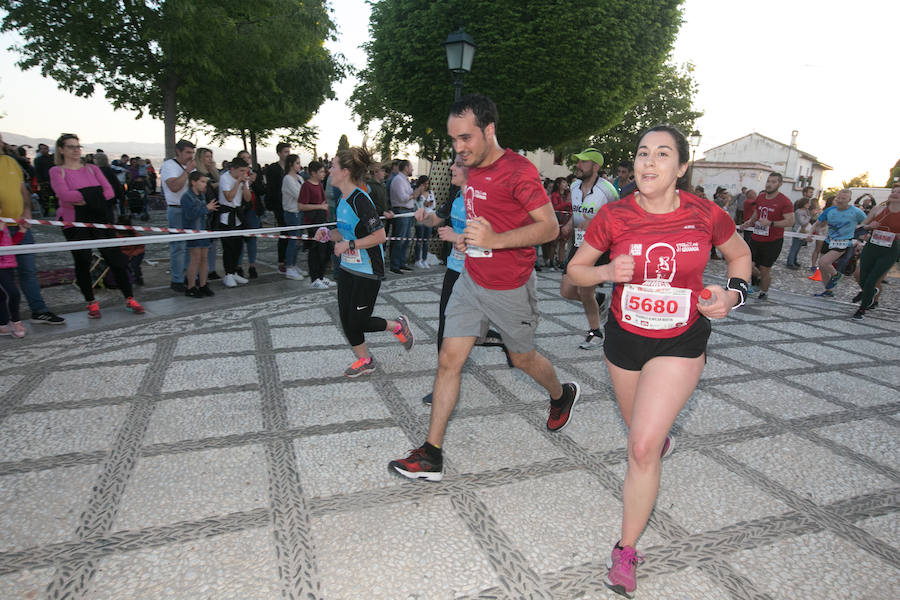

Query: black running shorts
left=603, top=316, right=711, bottom=372
left=749, top=238, right=784, bottom=268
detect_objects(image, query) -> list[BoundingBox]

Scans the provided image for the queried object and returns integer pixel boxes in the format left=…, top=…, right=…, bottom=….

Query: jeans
left=166, top=205, right=185, bottom=283
left=238, top=209, right=259, bottom=265
left=390, top=213, right=413, bottom=269
left=786, top=236, right=804, bottom=266
left=283, top=211, right=302, bottom=267
left=414, top=224, right=432, bottom=261
left=9, top=226, right=48, bottom=314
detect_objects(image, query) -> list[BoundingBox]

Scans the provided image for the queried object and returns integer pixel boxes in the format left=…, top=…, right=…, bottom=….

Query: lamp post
left=443, top=27, right=476, bottom=101
left=689, top=130, right=702, bottom=189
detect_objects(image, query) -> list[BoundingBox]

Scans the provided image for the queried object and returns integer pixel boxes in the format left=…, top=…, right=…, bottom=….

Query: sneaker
left=87, top=301, right=101, bottom=319
left=8, top=321, right=26, bottom=338
left=248, top=266, right=258, bottom=279
left=223, top=274, right=238, bottom=288
left=207, top=271, right=221, bottom=280
left=814, top=290, right=834, bottom=298
left=809, top=266, right=818, bottom=274
left=394, top=315, right=414, bottom=351
left=125, top=297, right=145, bottom=314
left=232, top=273, right=249, bottom=285
left=185, top=287, right=203, bottom=298
left=236, top=267, right=245, bottom=277
left=605, top=544, right=644, bottom=599
left=400, top=265, right=413, bottom=271
left=547, top=382, right=581, bottom=431
left=0, top=324, right=10, bottom=336
left=285, top=267, right=304, bottom=281
left=321, top=277, right=336, bottom=287
left=851, top=291, right=863, bottom=303
left=786, top=263, right=800, bottom=270
left=278, top=263, right=286, bottom=273
left=747, top=285, right=756, bottom=295
left=388, top=445, right=443, bottom=482
left=852, top=309, right=865, bottom=320
left=309, top=278, right=329, bottom=289
left=579, top=329, right=603, bottom=350
left=390, top=267, right=403, bottom=275
left=30, top=311, right=66, bottom=325
left=344, top=355, right=376, bottom=378
left=661, top=435, right=675, bottom=459
left=825, top=272, right=842, bottom=290
left=199, top=284, right=215, bottom=297
left=868, top=287, right=881, bottom=309
left=422, top=392, right=433, bottom=405
left=757, top=292, right=768, bottom=300
left=170, top=282, right=186, bottom=293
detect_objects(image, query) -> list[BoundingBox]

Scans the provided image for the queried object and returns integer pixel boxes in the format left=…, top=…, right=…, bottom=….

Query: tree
left=558, top=62, right=702, bottom=171
left=1, top=0, right=340, bottom=157
left=337, top=134, right=350, bottom=153
left=885, top=159, right=900, bottom=187
left=351, top=0, right=683, bottom=158
left=842, top=172, right=870, bottom=188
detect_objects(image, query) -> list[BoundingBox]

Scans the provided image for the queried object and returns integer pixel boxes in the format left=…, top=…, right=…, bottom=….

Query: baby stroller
left=125, top=187, right=150, bottom=221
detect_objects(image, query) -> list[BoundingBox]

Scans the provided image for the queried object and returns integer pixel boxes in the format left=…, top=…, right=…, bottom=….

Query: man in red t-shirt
left=389, top=94, right=581, bottom=482
left=741, top=172, right=794, bottom=299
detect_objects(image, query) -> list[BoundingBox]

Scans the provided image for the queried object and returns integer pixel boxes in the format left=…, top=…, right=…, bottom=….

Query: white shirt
left=218, top=171, right=246, bottom=226
left=281, top=173, right=303, bottom=213
left=415, top=191, right=436, bottom=214
left=161, top=158, right=193, bottom=206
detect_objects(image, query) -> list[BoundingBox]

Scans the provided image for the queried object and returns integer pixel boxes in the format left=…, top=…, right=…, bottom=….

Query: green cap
left=572, top=148, right=604, bottom=165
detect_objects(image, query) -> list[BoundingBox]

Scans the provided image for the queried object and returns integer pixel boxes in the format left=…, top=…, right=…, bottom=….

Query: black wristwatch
left=348, top=240, right=356, bottom=251
left=725, top=277, right=748, bottom=309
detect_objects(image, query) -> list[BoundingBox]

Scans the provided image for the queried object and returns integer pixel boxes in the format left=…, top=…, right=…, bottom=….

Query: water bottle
left=699, top=288, right=717, bottom=306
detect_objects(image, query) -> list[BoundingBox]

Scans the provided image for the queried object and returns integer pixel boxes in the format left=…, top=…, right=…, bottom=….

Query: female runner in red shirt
left=567, top=125, right=751, bottom=598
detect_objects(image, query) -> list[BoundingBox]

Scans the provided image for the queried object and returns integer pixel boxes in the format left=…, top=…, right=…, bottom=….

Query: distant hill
left=2, top=131, right=280, bottom=167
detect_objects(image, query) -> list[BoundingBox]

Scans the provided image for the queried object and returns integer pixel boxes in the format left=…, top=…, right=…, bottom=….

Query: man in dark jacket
left=264, top=142, right=291, bottom=271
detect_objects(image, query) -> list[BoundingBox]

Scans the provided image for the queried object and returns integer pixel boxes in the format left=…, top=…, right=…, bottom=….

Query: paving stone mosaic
left=0, top=267, right=897, bottom=599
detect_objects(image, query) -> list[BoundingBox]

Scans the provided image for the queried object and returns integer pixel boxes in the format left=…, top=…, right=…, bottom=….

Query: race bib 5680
left=621, top=284, right=692, bottom=330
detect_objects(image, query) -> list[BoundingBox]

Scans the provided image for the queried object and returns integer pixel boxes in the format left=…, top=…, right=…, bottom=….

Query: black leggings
left=336, top=268, right=387, bottom=347
left=0, top=268, right=21, bottom=324
left=221, top=225, right=245, bottom=274
left=63, top=227, right=133, bottom=302
left=306, top=239, right=332, bottom=282
left=437, top=268, right=461, bottom=352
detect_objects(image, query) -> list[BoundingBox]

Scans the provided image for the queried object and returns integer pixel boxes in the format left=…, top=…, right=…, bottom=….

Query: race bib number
left=752, top=222, right=770, bottom=236
left=465, top=245, right=493, bottom=258
left=871, top=229, right=896, bottom=247
left=451, top=247, right=466, bottom=261
left=574, top=229, right=586, bottom=247
left=341, top=249, right=363, bottom=264
left=620, top=284, right=692, bottom=330
left=828, top=238, right=851, bottom=250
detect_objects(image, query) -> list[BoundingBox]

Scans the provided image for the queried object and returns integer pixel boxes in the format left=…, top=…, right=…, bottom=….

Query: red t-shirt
left=584, top=190, right=736, bottom=338
left=464, top=149, right=549, bottom=289
left=299, top=180, right=327, bottom=225
left=750, top=192, right=793, bottom=242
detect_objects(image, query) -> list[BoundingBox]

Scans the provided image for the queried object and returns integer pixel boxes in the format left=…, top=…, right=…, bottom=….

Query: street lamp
left=443, top=27, right=476, bottom=101
left=688, top=130, right=702, bottom=188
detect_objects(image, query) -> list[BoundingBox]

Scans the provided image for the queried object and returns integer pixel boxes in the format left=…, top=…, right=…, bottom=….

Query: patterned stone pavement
left=1, top=263, right=898, bottom=600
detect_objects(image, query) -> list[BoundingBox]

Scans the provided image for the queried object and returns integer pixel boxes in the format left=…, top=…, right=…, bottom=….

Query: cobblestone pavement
left=1, top=243, right=898, bottom=599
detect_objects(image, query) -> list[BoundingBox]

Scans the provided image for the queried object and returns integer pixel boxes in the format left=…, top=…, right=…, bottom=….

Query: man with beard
left=741, top=172, right=794, bottom=299
left=559, top=148, right=619, bottom=349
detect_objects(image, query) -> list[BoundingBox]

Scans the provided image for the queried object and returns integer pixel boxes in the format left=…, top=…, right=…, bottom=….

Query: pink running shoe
left=605, top=544, right=644, bottom=598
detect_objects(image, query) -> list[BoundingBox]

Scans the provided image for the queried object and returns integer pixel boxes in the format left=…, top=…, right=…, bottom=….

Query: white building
left=692, top=132, right=832, bottom=201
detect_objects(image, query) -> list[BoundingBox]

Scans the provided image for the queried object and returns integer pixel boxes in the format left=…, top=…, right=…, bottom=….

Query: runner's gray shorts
left=443, top=270, right=539, bottom=354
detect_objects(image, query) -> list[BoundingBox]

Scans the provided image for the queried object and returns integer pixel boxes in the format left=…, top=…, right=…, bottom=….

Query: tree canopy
left=558, top=62, right=701, bottom=171
left=1, top=0, right=342, bottom=156
left=351, top=0, right=684, bottom=158
left=886, top=159, right=900, bottom=187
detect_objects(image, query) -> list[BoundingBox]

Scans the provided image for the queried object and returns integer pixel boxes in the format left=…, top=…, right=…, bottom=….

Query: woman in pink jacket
left=0, top=220, right=27, bottom=337
left=49, top=134, right=145, bottom=319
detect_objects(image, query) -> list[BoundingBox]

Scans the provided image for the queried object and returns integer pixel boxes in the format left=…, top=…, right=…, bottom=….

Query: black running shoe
left=547, top=382, right=581, bottom=431
left=389, top=445, right=443, bottom=482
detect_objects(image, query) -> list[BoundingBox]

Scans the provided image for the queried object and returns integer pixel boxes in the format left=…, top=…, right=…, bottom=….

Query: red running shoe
left=388, top=445, right=443, bottom=482
left=547, top=382, right=581, bottom=431
left=125, top=297, right=145, bottom=314
left=87, top=301, right=101, bottom=319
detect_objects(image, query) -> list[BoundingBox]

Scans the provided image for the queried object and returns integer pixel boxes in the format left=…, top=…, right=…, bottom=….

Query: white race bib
left=574, top=229, right=586, bottom=247
left=341, top=249, right=363, bottom=264
left=828, top=238, right=851, bottom=250
left=752, top=222, right=770, bottom=236
left=451, top=247, right=466, bottom=261
left=620, top=284, right=692, bottom=330
left=465, top=245, right=493, bottom=258
left=871, top=229, right=896, bottom=247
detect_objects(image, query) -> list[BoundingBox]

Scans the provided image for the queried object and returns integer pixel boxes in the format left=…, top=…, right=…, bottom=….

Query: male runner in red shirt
left=741, top=172, right=794, bottom=299
left=389, top=94, right=581, bottom=481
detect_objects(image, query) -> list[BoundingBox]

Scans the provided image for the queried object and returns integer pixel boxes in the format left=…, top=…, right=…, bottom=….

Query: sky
left=1, top=0, right=897, bottom=188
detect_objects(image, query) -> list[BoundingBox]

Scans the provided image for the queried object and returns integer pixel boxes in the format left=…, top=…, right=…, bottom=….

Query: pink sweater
left=0, top=225, right=25, bottom=269
left=49, top=164, right=114, bottom=226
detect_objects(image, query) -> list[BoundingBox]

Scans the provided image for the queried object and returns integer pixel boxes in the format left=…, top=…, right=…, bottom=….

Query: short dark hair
left=618, top=159, right=633, bottom=170
left=803, top=185, right=815, bottom=193
left=768, top=172, right=784, bottom=183
left=449, top=94, right=499, bottom=132
left=230, top=157, right=249, bottom=169
left=175, top=139, right=196, bottom=152
left=276, top=142, right=291, bottom=153
left=396, top=159, right=410, bottom=172
left=188, top=171, right=206, bottom=183
left=308, top=160, right=324, bottom=173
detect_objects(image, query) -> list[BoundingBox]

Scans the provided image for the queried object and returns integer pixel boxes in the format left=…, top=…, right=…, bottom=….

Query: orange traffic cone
left=808, top=268, right=822, bottom=282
